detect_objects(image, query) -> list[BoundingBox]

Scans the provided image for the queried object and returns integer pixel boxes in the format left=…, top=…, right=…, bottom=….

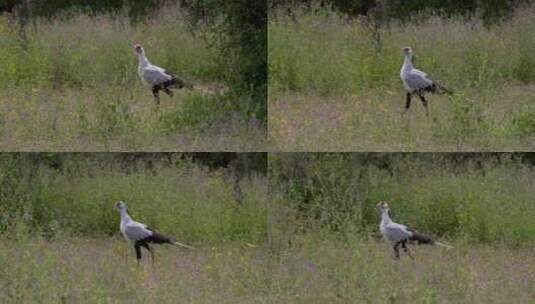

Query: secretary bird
left=114, top=201, right=193, bottom=265
left=377, top=201, right=453, bottom=259
left=134, top=44, right=192, bottom=105
left=400, top=47, right=452, bottom=116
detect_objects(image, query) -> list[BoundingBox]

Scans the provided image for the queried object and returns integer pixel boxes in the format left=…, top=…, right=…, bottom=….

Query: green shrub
left=508, top=104, right=535, bottom=137
left=158, top=92, right=231, bottom=132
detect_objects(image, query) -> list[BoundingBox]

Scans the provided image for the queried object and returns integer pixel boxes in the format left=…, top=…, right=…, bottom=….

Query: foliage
left=508, top=104, right=535, bottom=137
left=185, top=0, right=267, bottom=122
left=270, top=0, right=533, bottom=26
left=270, top=153, right=535, bottom=248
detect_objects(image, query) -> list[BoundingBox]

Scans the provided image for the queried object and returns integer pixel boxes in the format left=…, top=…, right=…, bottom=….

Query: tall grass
left=268, top=5, right=535, bottom=151
left=0, top=4, right=265, bottom=151
left=0, top=153, right=267, bottom=244
left=0, top=6, right=218, bottom=89
left=269, top=153, right=535, bottom=248
left=269, top=6, right=535, bottom=93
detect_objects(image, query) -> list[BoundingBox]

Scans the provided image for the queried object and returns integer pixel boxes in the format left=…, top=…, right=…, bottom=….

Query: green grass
left=0, top=154, right=267, bottom=243
left=269, top=153, right=535, bottom=248
left=0, top=86, right=264, bottom=151
left=0, top=4, right=265, bottom=151
left=268, top=6, right=535, bottom=151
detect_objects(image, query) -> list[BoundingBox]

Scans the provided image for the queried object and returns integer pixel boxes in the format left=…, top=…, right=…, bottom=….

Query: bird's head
left=402, top=46, right=413, bottom=56
left=376, top=201, right=390, bottom=212
left=133, top=44, right=144, bottom=55
left=115, top=201, right=126, bottom=211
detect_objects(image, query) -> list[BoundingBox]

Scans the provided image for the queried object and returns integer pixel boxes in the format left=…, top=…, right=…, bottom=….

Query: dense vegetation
left=269, top=0, right=532, bottom=26
left=269, top=153, right=535, bottom=248
left=0, top=153, right=267, bottom=243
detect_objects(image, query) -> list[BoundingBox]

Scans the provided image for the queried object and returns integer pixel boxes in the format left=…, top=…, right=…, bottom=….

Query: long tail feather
left=409, top=231, right=434, bottom=244
left=435, top=242, right=454, bottom=249
left=173, top=241, right=194, bottom=250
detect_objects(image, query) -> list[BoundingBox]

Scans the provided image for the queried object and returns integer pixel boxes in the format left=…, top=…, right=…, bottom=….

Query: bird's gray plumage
left=116, top=201, right=153, bottom=242
left=377, top=201, right=452, bottom=259
left=114, top=201, right=193, bottom=265
left=402, top=69, right=434, bottom=92
left=400, top=47, right=451, bottom=116
left=134, top=44, right=190, bottom=105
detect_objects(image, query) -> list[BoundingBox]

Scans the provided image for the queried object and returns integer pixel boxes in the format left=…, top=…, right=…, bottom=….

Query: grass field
left=266, top=153, right=535, bottom=303
left=268, top=6, right=535, bottom=151
left=0, top=238, right=273, bottom=303
left=2, top=237, right=531, bottom=303
left=0, top=4, right=265, bottom=151
left=265, top=238, right=535, bottom=303
left=0, top=154, right=270, bottom=302
left=0, top=86, right=264, bottom=151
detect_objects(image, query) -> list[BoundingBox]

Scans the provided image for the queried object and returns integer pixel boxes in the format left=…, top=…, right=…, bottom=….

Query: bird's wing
left=384, top=222, right=412, bottom=241
left=142, top=65, right=173, bottom=85
left=124, top=221, right=153, bottom=241
left=405, top=70, right=434, bottom=90
left=412, top=68, right=428, bottom=78
left=163, top=69, right=176, bottom=78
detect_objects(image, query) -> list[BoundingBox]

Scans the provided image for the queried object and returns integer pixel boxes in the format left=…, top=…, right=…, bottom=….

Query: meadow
left=265, top=153, right=535, bottom=303
left=0, top=153, right=269, bottom=302
left=2, top=237, right=532, bottom=304
left=0, top=237, right=276, bottom=303
left=0, top=4, right=265, bottom=151
left=2, top=153, right=535, bottom=303
left=261, top=237, right=535, bottom=303
left=268, top=6, right=535, bottom=151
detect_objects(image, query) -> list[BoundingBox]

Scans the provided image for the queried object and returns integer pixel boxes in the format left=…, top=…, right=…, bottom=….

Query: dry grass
left=266, top=238, right=535, bottom=303
left=0, top=238, right=275, bottom=303
left=4, top=238, right=530, bottom=303
left=269, top=85, right=535, bottom=151
left=0, top=86, right=265, bottom=152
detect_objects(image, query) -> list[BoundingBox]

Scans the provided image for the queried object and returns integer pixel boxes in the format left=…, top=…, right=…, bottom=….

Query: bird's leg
left=142, top=243, right=154, bottom=265
left=134, top=244, right=142, bottom=266
left=162, top=86, right=174, bottom=97
left=418, top=94, right=429, bottom=117
left=152, top=85, right=161, bottom=105
left=401, top=241, right=414, bottom=259
left=403, top=93, right=412, bottom=114
left=123, top=244, right=128, bottom=263
left=393, top=242, right=401, bottom=259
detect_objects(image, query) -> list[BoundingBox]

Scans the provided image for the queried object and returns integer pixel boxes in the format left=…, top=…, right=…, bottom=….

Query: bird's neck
left=137, top=52, right=150, bottom=68
left=120, top=209, right=133, bottom=223
left=380, top=209, right=392, bottom=225
left=402, top=54, right=413, bottom=71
